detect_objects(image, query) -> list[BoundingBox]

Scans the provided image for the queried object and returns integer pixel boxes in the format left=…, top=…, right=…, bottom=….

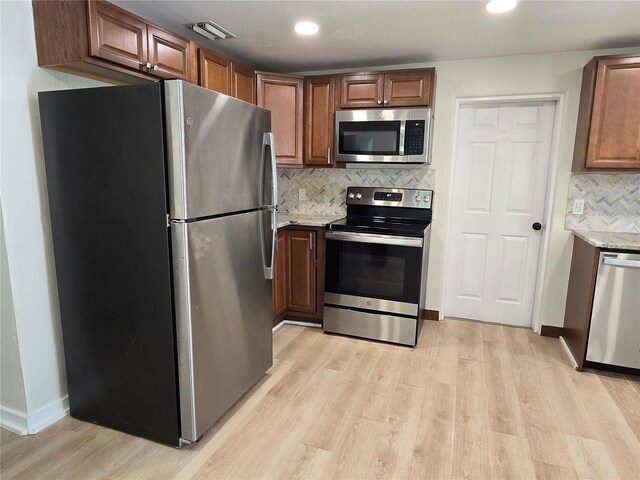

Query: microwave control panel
left=404, top=120, right=425, bottom=155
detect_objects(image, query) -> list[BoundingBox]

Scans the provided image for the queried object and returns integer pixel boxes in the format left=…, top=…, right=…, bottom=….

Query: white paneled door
left=445, top=101, right=556, bottom=326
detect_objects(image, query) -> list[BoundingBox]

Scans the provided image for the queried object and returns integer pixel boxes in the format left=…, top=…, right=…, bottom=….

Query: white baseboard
left=559, top=336, right=579, bottom=370
left=282, top=320, right=322, bottom=328
left=0, top=396, right=69, bottom=436
left=27, top=396, right=69, bottom=434
left=0, top=405, right=28, bottom=435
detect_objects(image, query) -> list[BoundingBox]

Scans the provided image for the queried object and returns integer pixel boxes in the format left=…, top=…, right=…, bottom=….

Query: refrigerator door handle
left=263, top=132, right=277, bottom=280
left=263, top=207, right=277, bottom=280
left=264, top=132, right=278, bottom=209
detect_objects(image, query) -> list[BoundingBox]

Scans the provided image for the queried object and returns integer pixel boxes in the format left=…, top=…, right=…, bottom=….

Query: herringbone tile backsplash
left=565, top=173, right=640, bottom=233
left=278, top=167, right=436, bottom=215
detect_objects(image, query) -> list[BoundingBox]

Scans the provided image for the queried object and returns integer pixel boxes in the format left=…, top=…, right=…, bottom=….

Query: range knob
left=415, top=195, right=422, bottom=202
left=348, top=192, right=355, bottom=199
left=356, top=193, right=362, bottom=199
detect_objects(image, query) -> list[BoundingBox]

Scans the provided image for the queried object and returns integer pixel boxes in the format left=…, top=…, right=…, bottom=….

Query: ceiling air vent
left=189, top=21, right=236, bottom=41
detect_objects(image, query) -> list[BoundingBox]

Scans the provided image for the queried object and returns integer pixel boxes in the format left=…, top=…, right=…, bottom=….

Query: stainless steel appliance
left=38, top=80, right=276, bottom=446
left=585, top=251, right=640, bottom=373
left=324, top=187, right=433, bottom=346
left=334, top=108, right=433, bottom=164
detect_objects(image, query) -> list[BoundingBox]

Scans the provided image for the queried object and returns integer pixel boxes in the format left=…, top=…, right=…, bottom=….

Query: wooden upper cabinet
left=147, top=26, right=190, bottom=80
left=573, top=55, right=640, bottom=172
left=34, top=0, right=191, bottom=82
left=286, top=230, right=317, bottom=314
left=257, top=73, right=304, bottom=166
left=304, top=76, right=336, bottom=167
left=87, top=1, right=190, bottom=80
left=196, top=49, right=255, bottom=103
left=87, top=0, right=147, bottom=72
left=339, top=69, right=435, bottom=109
left=339, top=73, right=384, bottom=108
left=231, top=63, right=256, bottom=104
left=198, top=47, right=231, bottom=95
left=384, top=69, right=434, bottom=107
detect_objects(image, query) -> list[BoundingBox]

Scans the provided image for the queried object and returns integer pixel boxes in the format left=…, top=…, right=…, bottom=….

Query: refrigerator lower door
left=172, top=209, right=273, bottom=441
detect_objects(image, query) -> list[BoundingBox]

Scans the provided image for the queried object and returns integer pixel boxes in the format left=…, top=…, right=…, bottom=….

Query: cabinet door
left=339, top=73, right=384, bottom=108
left=286, top=230, right=317, bottom=314
left=231, top=63, right=256, bottom=104
left=304, top=76, right=335, bottom=166
left=257, top=73, right=304, bottom=165
left=88, top=0, right=147, bottom=72
left=586, top=57, right=640, bottom=170
left=384, top=69, right=434, bottom=107
left=273, top=231, right=287, bottom=322
left=147, top=26, right=190, bottom=80
left=197, top=47, right=231, bottom=94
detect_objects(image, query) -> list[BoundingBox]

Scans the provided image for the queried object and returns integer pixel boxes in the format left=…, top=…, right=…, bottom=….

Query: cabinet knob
left=377, top=100, right=382, bottom=105
left=152, top=64, right=159, bottom=71
left=383, top=99, right=389, bottom=105
left=140, top=61, right=152, bottom=69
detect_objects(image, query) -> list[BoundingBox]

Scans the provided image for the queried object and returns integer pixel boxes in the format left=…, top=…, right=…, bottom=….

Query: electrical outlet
left=298, top=188, right=306, bottom=201
left=572, top=199, right=584, bottom=215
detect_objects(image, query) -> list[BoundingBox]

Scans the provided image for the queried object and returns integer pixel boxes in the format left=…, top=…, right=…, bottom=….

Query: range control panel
left=347, top=187, right=433, bottom=209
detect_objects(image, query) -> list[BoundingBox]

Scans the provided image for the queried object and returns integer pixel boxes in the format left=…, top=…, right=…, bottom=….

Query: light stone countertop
left=571, top=230, right=640, bottom=250
left=277, top=213, right=344, bottom=229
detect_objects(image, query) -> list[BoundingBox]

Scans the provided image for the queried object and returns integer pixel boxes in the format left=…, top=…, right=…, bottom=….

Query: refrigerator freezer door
left=172, top=210, right=273, bottom=441
left=164, top=80, right=273, bottom=220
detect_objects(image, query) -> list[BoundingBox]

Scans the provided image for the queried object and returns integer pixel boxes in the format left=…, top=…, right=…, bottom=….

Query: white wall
left=0, top=0, right=110, bottom=434
left=302, top=46, right=639, bottom=328
left=0, top=202, right=28, bottom=434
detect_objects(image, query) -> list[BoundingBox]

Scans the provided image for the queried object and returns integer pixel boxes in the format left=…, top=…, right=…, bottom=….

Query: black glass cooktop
left=327, top=216, right=430, bottom=237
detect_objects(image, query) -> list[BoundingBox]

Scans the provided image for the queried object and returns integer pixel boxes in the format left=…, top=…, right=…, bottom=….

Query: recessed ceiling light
left=486, top=0, right=517, bottom=13
left=294, top=21, right=319, bottom=35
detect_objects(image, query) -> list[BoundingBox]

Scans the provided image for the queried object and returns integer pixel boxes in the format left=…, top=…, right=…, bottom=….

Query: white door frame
left=442, top=93, right=566, bottom=333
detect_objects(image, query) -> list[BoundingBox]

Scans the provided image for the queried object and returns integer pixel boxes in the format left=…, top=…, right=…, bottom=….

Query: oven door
left=325, top=231, right=423, bottom=317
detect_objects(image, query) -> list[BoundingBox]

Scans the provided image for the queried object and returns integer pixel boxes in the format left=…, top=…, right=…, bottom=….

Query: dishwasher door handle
left=603, top=257, right=640, bottom=268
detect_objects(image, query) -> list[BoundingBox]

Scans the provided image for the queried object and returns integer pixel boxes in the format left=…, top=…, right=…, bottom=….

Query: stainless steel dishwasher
left=585, top=251, right=640, bottom=371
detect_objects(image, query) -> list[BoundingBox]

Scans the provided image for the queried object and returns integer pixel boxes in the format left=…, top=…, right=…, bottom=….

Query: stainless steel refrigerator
left=38, top=80, right=276, bottom=446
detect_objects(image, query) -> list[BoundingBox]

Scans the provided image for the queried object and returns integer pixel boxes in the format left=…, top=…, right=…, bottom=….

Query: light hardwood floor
left=2, top=319, right=639, bottom=480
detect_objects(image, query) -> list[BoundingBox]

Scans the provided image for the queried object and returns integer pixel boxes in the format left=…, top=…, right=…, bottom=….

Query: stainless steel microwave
left=334, top=108, right=433, bottom=164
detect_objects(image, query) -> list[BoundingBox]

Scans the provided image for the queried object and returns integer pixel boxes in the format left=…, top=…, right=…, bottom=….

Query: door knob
left=532, top=222, right=542, bottom=231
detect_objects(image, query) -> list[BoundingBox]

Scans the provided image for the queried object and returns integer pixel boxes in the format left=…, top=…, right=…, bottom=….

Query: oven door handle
left=325, top=230, right=423, bottom=247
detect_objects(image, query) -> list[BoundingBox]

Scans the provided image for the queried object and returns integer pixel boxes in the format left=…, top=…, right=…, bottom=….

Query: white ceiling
left=113, top=1, right=640, bottom=72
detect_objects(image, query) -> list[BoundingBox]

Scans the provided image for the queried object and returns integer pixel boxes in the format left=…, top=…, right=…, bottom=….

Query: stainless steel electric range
left=324, top=187, right=433, bottom=347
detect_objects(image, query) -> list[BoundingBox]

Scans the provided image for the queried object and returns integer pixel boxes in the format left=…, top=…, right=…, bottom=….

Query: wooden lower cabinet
left=272, top=227, right=325, bottom=325
left=562, top=236, right=600, bottom=370
left=272, top=231, right=287, bottom=323
left=286, top=230, right=317, bottom=314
